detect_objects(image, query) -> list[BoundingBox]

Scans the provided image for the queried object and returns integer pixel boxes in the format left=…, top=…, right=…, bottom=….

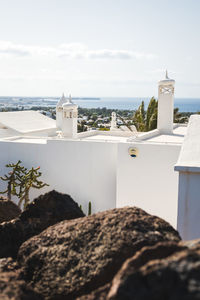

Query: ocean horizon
left=1, top=96, right=200, bottom=113
left=73, top=97, right=200, bottom=113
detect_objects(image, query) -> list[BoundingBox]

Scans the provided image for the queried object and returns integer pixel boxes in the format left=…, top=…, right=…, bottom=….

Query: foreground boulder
left=0, top=257, right=19, bottom=274
left=0, top=258, right=43, bottom=300
left=0, top=197, right=21, bottom=223
left=77, top=242, right=187, bottom=300
left=77, top=283, right=111, bottom=300
left=108, top=241, right=200, bottom=300
left=0, top=190, right=84, bottom=258
left=18, top=207, right=180, bottom=299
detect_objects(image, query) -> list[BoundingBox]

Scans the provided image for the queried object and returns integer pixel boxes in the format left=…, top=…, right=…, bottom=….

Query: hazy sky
left=0, top=0, right=199, bottom=97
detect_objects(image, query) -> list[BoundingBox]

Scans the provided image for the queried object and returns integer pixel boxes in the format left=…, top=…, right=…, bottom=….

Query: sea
left=72, top=97, right=200, bottom=113
left=1, top=97, right=200, bottom=113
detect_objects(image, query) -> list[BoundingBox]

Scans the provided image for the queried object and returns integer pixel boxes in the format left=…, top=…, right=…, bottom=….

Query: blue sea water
left=73, top=97, right=200, bottom=112
left=1, top=96, right=200, bottom=113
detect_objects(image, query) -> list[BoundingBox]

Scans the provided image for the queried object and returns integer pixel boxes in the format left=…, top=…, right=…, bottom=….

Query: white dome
left=62, top=94, right=77, bottom=109
left=62, top=101, right=77, bottom=109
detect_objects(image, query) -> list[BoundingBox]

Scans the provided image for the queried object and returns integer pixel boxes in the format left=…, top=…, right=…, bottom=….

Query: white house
left=0, top=73, right=199, bottom=241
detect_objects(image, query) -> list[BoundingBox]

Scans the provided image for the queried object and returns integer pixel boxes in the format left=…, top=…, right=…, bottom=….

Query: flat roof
left=0, top=124, right=188, bottom=145
left=141, top=125, right=187, bottom=145
left=83, top=134, right=129, bottom=142
left=0, top=111, right=56, bottom=134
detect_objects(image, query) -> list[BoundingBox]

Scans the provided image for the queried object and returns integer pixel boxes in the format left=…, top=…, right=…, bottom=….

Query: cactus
left=0, top=160, right=26, bottom=200
left=0, top=162, right=49, bottom=210
left=18, top=167, right=49, bottom=210
left=88, top=201, right=92, bottom=216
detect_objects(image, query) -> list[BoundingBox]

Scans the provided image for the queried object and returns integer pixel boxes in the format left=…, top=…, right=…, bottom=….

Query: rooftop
left=0, top=111, right=56, bottom=134
left=82, top=134, right=130, bottom=142
left=128, top=124, right=188, bottom=145
left=0, top=123, right=188, bottom=145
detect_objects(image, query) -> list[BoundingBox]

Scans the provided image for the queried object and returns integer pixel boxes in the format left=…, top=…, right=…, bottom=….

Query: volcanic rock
left=18, top=206, right=180, bottom=299
left=77, top=283, right=111, bottom=300
left=0, top=190, right=84, bottom=258
left=0, top=257, right=19, bottom=273
left=0, top=257, right=43, bottom=300
left=181, top=238, right=200, bottom=250
left=0, top=197, right=21, bottom=223
left=108, top=241, right=200, bottom=300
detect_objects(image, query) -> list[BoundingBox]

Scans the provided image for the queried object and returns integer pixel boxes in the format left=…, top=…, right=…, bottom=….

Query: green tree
left=145, top=97, right=158, bottom=131
left=133, top=98, right=189, bottom=132
left=133, top=97, right=158, bottom=132
left=133, top=100, right=146, bottom=131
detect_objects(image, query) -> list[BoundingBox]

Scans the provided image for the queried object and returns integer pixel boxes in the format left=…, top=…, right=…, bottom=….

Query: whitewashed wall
left=176, top=172, right=200, bottom=240
left=0, top=138, right=182, bottom=226
left=116, top=142, right=181, bottom=228
left=0, top=139, right=117, bottom=215
left=175, top=115, right=200, bottom=240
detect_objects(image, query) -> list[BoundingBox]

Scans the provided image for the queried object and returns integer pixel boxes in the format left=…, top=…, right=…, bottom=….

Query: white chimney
left=61, top=94, right=78, bottom=138
left=157, top=71, right=175, bottom=134
left=110, top=112, right=117, bottom=130
left=56, top=93, right=66, bottom=129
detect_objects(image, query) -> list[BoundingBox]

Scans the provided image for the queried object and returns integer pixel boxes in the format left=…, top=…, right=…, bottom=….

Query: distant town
left=0, top=96, right=192, bottom=133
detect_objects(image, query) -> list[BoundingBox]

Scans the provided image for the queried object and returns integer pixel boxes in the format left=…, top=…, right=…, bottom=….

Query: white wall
left=177, top=171, right=200, bottom=240
left=0, top=139, right=117, bottom=215
left=0, top=138, right=182, bottom=226
left=116, top=142, right=181, bottom=228
left=175, top=116, right=200, bottom=240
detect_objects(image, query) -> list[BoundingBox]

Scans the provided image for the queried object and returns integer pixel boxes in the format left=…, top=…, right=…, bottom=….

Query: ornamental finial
left=165, top=70, right=169, bottom=79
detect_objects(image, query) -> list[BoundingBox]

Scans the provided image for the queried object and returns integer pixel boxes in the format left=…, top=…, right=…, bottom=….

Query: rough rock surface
left=0, top=258, right=43, bottom=300
left=108, top=241, right=200, bottom=300
left=181, top=238, right=200, bottom=250
left=77, top=283, right=111, bottom=300
left=0, top=197, right=21, bottom=223
left=0, top=190, right=84, bottom=258
left=0, top=257, right=19, bottom=273
left=18, top=206, right=180, bottom=299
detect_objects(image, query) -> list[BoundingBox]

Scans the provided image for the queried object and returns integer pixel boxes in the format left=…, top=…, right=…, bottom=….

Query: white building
left=0, top=73, right=199, bottom=240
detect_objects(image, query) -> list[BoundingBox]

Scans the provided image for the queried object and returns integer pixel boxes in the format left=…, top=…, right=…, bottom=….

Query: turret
left=56, top=93, right=67, bottom=129
left=62, top=94, right=78, bottom=138
left=157, top=71, right=175, bottom=134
